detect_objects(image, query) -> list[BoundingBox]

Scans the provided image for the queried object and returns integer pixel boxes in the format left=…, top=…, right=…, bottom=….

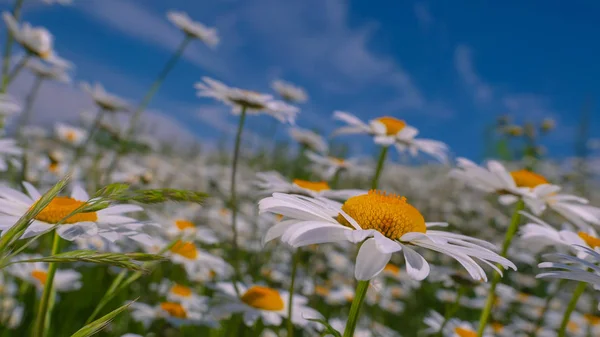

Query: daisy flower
left=129, top=301, right=216, bottom=328
left=332, top=111, right=449, bottom=163
left=167, top=11, right=219, bottom=47
left=81, top=82, right=130, bottom=112
left=152, top=280, right=209, bottom=309
left=2, top=13, right=58, bottom=61
left=305, top=150, right=362, bottom=180
left=195, top=77, right=299, bottom=124
left=213, top=282, right=320, bottom=327
left=165, top=240, right=231, bottom=278
left=538, top=246, right=600, bottom=289
left=6, top=255, right=81, bottom=292
left=259, top=191, right=515, bottom=281
left=288, top=127, right=328, bottom=153
left=26, top=58, right=71, bottom=83
left=0, top=94, right=21, bottom=117
left=0, top=182, right=143, bottom=241
left=271, top=79, right=308, bottom=103
left=148, top=209, right=218, bottom=244
left=0, top=139, right=22, bottom=172
left=54, top=122, right=87, bottom=146
left=255, top=171, right=365, bottom=200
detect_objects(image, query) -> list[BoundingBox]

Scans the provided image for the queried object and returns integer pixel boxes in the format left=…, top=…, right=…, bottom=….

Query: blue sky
left=1, top=0, right=598, bottom=160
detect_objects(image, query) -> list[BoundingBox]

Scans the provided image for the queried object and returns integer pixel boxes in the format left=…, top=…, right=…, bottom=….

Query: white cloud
left=454, top=45, right=493, bottom=103
left=414, top=2, right=434, bottom=28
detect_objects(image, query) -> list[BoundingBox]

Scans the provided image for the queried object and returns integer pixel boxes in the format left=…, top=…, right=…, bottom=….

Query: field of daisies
left=0, top=1, right=599, bottom=337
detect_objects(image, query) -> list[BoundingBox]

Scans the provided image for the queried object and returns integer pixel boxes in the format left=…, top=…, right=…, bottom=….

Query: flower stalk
left=558, top=281, right=587, bottom=337
left=1, top=0, right=25, bottom=92
left=32, top=231, right=62, bottom=337
left=287, top=249, right=300, bottom=337
left=371, top=146, right=388, bottom=189
left=343, top=280, right=369, bottom=337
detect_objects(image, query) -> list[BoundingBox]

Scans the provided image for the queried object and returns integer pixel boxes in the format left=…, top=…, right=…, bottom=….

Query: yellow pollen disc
left=171, top=284, right=192, bottom=297
left=517, top=292, right=530, bottom=302
left=219, top=208, right=229, bottom=216
left=330, top=157, right=345, bottom=165
left=491, top=323, right=504, bottom=333
left=454, top=327, right=477, bottom=337
left=170, top=240, right=198, bottom=259
left=578, top=232, right=600, bottom=249
left=584, top=314, right=600, bottom=325
left=175, top=219, right=195, bottom=230
left=293, top=179, right=330, bottom=192
left=384, top=263, right=400, bottom=275
left=39, top=50, right=51, bottom=59
left=275, top=214, right=284, bottom=221
left=160, top=302, right=187, bottom=318
left=65, top=131, right=77, bottom=142
left=314, top=285, right=330, bottom=296
left=337, top=190, right=426, bottom=240
left=31, top=270, right=47, bottom=285
left=510, top=169, right=549, bottom=188
left=375, top=116, right=406, bottom=135
left=567, top=321, right=580, bottom=333
left=344, top=294, right=354, bottom=302
left=240, top=286, right=284, bottom=311
left=34, top=197, right=98, bottom=224
left=48, top=162, right=59, bottom=173
left=209, top=270, right=217, bottom=279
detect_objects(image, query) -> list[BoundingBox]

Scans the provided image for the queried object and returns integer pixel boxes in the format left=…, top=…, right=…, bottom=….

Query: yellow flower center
left=578, top=232, right=600, bottom=249
left=219, top=208, right=229, bottom=217
left=568, top=321, right=580, bottom=333
left=160, top=302, right=187, bottom=318
left=375, top=116, right=406, bottom=135
left=337, top=190, right=426, bottom=240
left=293, top=179, right=330, bottom=192
left=175, top=219, right=195, bottom=231
left=240, top=286, right=284, bottom=311
left=454, top=327, right=477, bottom=337
left=584, top=314, right=600, bottom=325
left=383, top=263, right=400, bottom=275
left=491, top=323, right=504, bottom=333
left=517, top=292, right=530, bottom=302
left=170, top=240, right=198, bottom=259
left=510, top=170, right=549, bottom=188
left=65, top=131, right=77, bottom=142
left=330, top=157, right=345, bottom=165
left=171, top=284, right=192, bottom=297
left=31, top=270, right=47, bottom=285
left=39, top=49, right=51, bottom=59
left=314, top=285, right=330, bottom=296
left=48, top=162, right=59, bottom=173
left=34, top=197, right=97, bottom=224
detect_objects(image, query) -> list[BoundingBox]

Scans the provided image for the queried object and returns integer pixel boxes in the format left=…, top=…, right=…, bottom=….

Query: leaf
left=109, top=188, right=209, bottom=204
left=306, top=318, right=342, bottom=337
left=70, top=300, right=135, bottom=337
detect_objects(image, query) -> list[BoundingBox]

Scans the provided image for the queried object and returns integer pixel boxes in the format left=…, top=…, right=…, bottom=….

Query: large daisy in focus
left=0, top=183, right=143, bottom=241
left=259, top=191, right=515, bottom=281
left=213, top=282, right=320, bottom=328
left=332, top=111, right=449, bottom=163
left=195, top=77, right=299, bottom=124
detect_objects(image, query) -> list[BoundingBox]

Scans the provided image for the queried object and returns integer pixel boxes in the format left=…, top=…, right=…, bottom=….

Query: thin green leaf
left=70, top=300, right=136, bottom=337
left=307, top=318, right=342, bottom=337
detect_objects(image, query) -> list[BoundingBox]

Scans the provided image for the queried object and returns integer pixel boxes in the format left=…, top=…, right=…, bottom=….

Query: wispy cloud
left=414, top=2, right=434, bottom=29
left=454, top=45, right=493, bottom=103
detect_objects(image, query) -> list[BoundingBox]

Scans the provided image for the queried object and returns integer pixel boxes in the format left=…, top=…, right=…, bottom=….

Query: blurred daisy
left=0, top=139, right=22, bottom=171
left=333, top=111, right=448, bottom=163
left=214, top=282, right=320, bottom=327
left=195, top=77, right=299, bottom=124
left=289, top=127, right=328, bottom=153
left=255, top=171, right=365, bottom=200
left=26, top=58, right=71, bottom=83
left=0, top=94, right=21, bottom=117
left=166, top=240, right=231, bottom=277
left=54, top=122, right=87, bottom=146
left=0, top=298, right=23, bottom=329
left=0, top=183, right=143, bottom=241
left=2, top=13, right=58, bottom=61
left=152, top=280, right=209, bottom=309
left=538, top=246, right=600, bottom=289
left=81, top=82, right=130, bottom=112
left=149, top=210, right=218, bottom=244
left=271, top=79, right=308, bottom=103
left=129, top=301, right=216, bottom=328
left=260, top=191, right=515, bottom=281
left=167, top=11, right=219, bottom=47
left=7, top=256, right=81, bottom=292
left=444, top=319, right=493, bottom=337
left=305, top=151, right=360, bottom=180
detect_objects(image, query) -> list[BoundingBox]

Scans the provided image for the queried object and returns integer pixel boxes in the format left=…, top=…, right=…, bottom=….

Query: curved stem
left=371, top=146, right=388, bottom=189
left=343, top=280, right=369, bottom=337
left=2, top=54, right=29, bottom=92
left=287, top=249, right=300, bottom=337
left=558, top=282, right=587, bottom=337
left=477, top=199, right=525, bottom=336
left=32, top=231, right=62, bottom=337
left=230, top=107, right=247, bottom=296
left=1, top=0, right=25, bottom=91
left=103, top=35, right=191, bottom=180
left=71, top=108, right=106, bottom=167
left=16, top=76, right=43, bottom=137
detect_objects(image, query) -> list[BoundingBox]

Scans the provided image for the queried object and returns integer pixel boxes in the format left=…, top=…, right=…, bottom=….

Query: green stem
left=85, top=270, right=127, bottom=324
left=371, top=146, right=388, bottom=189
left=16, top=75, right=43, bottom=138
left=477, top=199, right=524, bottom=336
left=287, top=249, right=300, bottom=337
left=558, top=282, right=587, bottom=337
left=2, top=54, right=29, bottom=92
left=330, top=169, right=342, bottom=189
left=230, top=107, right=247, bottom=296
left=32, top=231, right=61, bottom=337
left=103, top=35, right=191, bottom=180
left=71, top=108, right=106, bottom=167
left=1, top=0, right=25, bottom=92
left=343, top=280, right=369, bottom=337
